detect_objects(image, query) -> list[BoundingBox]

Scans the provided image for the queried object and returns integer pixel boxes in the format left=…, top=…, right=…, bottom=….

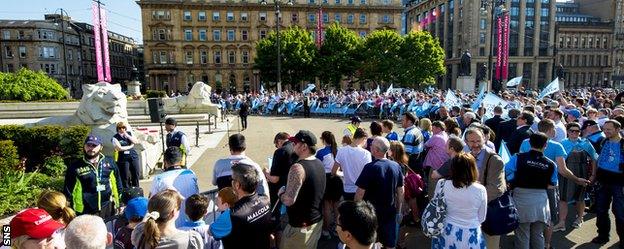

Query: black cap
left=165, top=117, right=177, bottom=126
left=84, top=135, right=102, bottom=146
left=581, top=120, right=597, bottom=130
left=350, top=116, right=362, bottom=123
left=288, top=130, right=317, bottom=147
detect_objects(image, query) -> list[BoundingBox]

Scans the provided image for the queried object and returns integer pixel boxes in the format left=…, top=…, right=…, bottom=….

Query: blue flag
left=499, top=141, right=511, bottom=165
left=538, top=78, right=560, bottom=99
left=471, top=84, right=486, bottom=111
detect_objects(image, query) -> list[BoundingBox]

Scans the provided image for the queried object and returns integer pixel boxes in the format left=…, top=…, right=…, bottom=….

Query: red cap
left=10, top=208, right=64, bottom=239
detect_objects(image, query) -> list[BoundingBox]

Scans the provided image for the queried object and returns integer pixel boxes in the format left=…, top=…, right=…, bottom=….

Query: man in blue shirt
left=591, top=120, right=624, bottom=247
left=401, top=112, right=424, bottom=173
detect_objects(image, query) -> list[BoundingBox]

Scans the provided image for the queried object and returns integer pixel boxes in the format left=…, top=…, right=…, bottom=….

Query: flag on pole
left=471, top=84, right=486, bottom=111
left=538, top=78, right=560, bottom=99
left=385, top=84, right=394, bottom=95
left=506, top=76, right=523, bottom=87
left=375, top=85, right=381, bottom=94
left=260, top=84, right=266, bottom=94
left=302, top=83, right=316, bottom=94
left=499, top=141, right=511, bottom=165
left=444, top=90, right=460, bottom=108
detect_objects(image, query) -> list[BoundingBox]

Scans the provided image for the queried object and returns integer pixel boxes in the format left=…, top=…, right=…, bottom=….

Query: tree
left=316, top=23, right=362, bottom=89
left=254, top=26, right=317, bottom=90
left=397, top=31, right=446, bottom=88
left=358, top=29, right=403, bottom=87
left=0, top=68, right=68, bottom=101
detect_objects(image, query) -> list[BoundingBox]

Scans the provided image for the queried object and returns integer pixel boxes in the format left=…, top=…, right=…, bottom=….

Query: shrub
left=0, top=68, right=68, bottom=101
left=0, top=140, right=19, bottom=175
left=0, top=125, right=90, bottom=172
left=146, top=90, right=167, bottom=98
left=0, top=170, right=42, bottom=216
left=41, top=156, right=66, bottom=178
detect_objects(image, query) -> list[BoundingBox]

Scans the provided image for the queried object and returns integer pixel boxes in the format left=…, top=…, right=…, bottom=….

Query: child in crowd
left=114, top=197, right=148, bottom=249
left=209, top=187, right=239, bottom=240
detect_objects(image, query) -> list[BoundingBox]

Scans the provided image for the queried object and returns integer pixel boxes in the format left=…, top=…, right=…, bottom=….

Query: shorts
left=377, top=214, right=398, bottom=247
left=323, top=174, right=344, bottom=201
left=280, top=221, right=322, bottom=249
left=547, top=188, right=560, bottom=225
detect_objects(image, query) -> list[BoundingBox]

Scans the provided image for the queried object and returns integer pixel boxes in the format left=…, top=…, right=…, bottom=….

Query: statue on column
left=556, top=64, right=565, bottom=79
left=459, top=50, right=472, bottom=76
left=478, top=64, right=488, bottom=82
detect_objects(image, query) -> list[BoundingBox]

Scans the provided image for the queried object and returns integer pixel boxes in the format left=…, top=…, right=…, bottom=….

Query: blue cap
left=84, top=135, right=102, bottom=146
left=566, top=109, right=581, bottom=119
left=124, top=197, right=148, bottom=220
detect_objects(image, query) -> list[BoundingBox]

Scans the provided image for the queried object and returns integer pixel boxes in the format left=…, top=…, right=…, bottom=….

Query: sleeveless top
left=286, top=158, right=326, bottom=227
left=113, top=132, right=138, bottom=159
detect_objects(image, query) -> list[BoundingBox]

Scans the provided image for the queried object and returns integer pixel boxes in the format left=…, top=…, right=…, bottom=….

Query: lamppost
left=261, top=0, right=293, bottom=93
left=481, top=0, right=506, bottom=92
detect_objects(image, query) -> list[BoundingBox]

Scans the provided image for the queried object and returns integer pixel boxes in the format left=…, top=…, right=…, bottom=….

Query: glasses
left=568, top=130, right=581, bottom=133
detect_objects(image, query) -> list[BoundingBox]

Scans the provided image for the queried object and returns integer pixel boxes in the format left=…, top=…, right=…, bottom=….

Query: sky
left=1, top=0, right=143, bottom=44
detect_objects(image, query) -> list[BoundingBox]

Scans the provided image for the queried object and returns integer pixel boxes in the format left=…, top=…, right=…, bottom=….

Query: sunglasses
left=568, top=129, right=581, bottom=133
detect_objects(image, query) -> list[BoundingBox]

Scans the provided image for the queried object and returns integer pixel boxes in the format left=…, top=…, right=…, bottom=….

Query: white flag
left=385, top=84, right=394, bottom=95
left=444, top=90, right=460, bottom=108
left=375, top=85, right=381, bottom=94
left=538, top=78, right=560, bottom=99
left=506, top=76, right=523, bottom=87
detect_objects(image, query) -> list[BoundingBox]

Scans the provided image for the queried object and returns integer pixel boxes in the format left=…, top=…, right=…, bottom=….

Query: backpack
left=481, top=154, right=519, bottom=235
left=421, top=179, right=447, bottom=237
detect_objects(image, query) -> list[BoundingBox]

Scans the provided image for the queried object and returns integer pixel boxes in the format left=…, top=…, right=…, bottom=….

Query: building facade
left=0, top=14, right=140, bottom=98
left=612, top=0, right=624, bottom=87
left=137, top=0, right=402, bottom=93
left=405, top=0, right=557, bottom=90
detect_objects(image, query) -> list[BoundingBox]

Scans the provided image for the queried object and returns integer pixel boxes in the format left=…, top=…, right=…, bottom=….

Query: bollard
left=195, top=121, right=199, bottom=147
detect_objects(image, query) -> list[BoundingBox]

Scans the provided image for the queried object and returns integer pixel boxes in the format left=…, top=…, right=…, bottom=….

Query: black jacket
left=495, top=118, right=517, bottom=151
left=507, top=125, right=533, bottom=155
left=222, top=193, right=271, bottom=249
left=485, top=115, right=504, bottom=135
left=63, top=155, right=122, bottom=215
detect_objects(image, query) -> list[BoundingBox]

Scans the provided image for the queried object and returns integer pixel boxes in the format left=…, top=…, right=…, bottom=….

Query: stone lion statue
left=34, top=82, right=134, bottom=156
left=163, top=81, right=220, bottom=117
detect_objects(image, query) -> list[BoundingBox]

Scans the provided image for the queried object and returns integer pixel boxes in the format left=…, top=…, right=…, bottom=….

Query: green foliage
left=41, top=156, right=67, bottom=178
left=145, top=90, right=167, bottom=98
left=397, top=31, right=446, bottom=88
left=316, top=23, right=362, bottom=89
left=0, top=170, right=42, bottom=216
left=359, top=30, right=404, bottom=86
left=27, top=172, right=64, bottom=192
left=0, top=125, right=90, bottom=171
left=0, top=68, right=68, bottom=101
left=255, top=26, right=317, bottom=89
left=0, top=140, right=19, bottom=175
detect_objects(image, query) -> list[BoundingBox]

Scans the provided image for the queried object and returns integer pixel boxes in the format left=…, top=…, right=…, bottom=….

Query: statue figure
left=163, top=81, right=221, bottom=117
left=459, top=50, right=472, bottom=76
left=478, top=64, right=488, bottom=82
left=556, top=64, right=565, bottom=79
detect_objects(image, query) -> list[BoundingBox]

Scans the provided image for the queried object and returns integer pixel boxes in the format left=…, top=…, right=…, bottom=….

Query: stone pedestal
left=456, top=76, right=476, bottom=93
left=127, top=80, right=142, bottom=96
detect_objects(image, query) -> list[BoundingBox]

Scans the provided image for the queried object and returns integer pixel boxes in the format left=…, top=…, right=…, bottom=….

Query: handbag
left=403, top=164, right=425, bottom=200
left=421, top=179, right=447, bottom=237
left=481, top=153, right=520, bottom=235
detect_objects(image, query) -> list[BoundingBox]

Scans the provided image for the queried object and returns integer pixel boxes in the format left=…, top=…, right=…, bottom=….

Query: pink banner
left=495, top=15, right=503, bottom=80
left=101, top=8, right=111, bottom=82
left=316, top=8, right=323, bottom=48
left=92, top=3, right=104, bottom=82
left=501, top=13, right=510, bottom=81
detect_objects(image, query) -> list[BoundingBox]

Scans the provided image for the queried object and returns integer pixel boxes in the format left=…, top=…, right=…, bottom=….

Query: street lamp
left=481, top=0, right=506, bottom=92
left=261, top=0, right=293, bottom=93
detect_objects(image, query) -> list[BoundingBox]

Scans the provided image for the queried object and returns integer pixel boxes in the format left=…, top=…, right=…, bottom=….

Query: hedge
left=0, top=68, right=69, bottom=101
left=0, top=140, right=19, bottom=175
left=146, top=90, right=167, bottom=98
left=0, top=125, right=90, bottom=171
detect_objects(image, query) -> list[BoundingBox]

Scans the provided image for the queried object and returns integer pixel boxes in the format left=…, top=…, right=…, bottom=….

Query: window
left=199, top=11, right=207, bottom=21
left=184, top=11, right=192, bottom=21
left=158, top=29, right=166, bottom=40
left=359, top=31, right=366, bottom=37
left=241, top=12, right=249, bottom=21
left=213, top=11, right=220, bottom=21
left=241, top=30, right=249, bottom=41
left=3, top=30, right=10, bottom=39
left=214, top=50, right=221, bottom=64
left=19, top=46, right=26, bottom=58
left=540, top=8, right=549, bottom=17
left=227, top=30, right=235, bottom=41
left=200, top=50, right=208, bottom=64
left=347, top=14, right=354, bottom=24
left=292, top=13, right=298, bottom=22
left=359, top=13, right=366, bottom=24
left=360, top=0, right=365, bottom=4
left=382, top=0, right=389, bottom=4
left=309, top=0, right=315, bottom=3
left=185, top=29, right=193, bottom=41
left=309, top=13, right=316, bottom=23
left=480, top=33, right=486, bottom=44
left=480, top=19, right=486, bottom=30
left=526, top=7, right=534, bottom=16
left=242, top=51, right=249, bottom=64
left=260, top=30, right=267, bottom=39
left=199, top=29, right=207, bottom=41
left=335, top=0, right=341, bottom=3
left=228, top=50, right=235, bottom=64
left=4, top=46, right=12, bottom=58
left=18, top=31, right=24, bottom=39
left=227, top=11, right=235, bottom=21
left=382, top=15, right=391, bottom=23
left=213, top=30, right=221, bottom=41
left=323, top=13, right=329, bottom=23
left=39, top=46, right=56, bottom=58
left=259, top=12, right=267, bottom=21
left=335, top=14, right=341, bottom=23
left=186, top=51, right=193, bottom=64
left=67, top=49, right=72, bottom=60
left=153, top=10, right=171, bottom=20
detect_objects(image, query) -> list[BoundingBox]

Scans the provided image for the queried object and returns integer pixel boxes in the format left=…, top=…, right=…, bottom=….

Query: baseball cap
left=581, top=120, right=598, bottom=130
left=124, top=197, right=148, bottom=221
left=288, top=130, right=317, bottom=147
left=565, top=109, right=582, bottom=119
left=350, top=116, right=362, bottom=123
left=10, top=208, right=64, bottom=239
left=84, top=135, right=102, bottom=146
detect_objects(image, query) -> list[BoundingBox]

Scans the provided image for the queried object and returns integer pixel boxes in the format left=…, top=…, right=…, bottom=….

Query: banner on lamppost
left=501, top=12, right=510, bottom=81
left=316, top=8, right=323, bottom=48
left=92, top=3, right=103, bottom=82
left=495, top=14, right=503, bottom=81
left=101, top=8, right=111, bottom=82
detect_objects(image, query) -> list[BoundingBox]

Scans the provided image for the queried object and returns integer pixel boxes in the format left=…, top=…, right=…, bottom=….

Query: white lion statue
left=34, top=82, right=147, bottom=156
left=163, top=81, right=221, bottom=117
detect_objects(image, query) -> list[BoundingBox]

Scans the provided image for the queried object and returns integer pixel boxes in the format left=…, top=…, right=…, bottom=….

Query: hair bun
left=147, top=211, right=160, bottom=220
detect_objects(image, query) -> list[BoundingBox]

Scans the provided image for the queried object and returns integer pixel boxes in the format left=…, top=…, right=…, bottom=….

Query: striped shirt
left=402, top=125, right=424, bottom=155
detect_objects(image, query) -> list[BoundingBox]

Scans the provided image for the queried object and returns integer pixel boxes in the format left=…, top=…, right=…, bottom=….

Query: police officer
left=344, top=116, right=362, bottom=138
left=63, top=135, right=123, bottom=220
left=112, top=122, right=140, bottom=188
left=164, top=117, right=191, bottom=166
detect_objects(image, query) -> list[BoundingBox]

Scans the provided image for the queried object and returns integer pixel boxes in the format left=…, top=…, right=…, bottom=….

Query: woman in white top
left=316, top=131, right=343, bottom=238
left=431, top=152, right=487, bottom=249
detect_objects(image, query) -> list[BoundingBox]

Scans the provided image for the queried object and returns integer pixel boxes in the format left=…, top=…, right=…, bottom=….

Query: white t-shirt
left=437, top=179, right=487, bottom=228
left=335, top=146, right=372, bottom=193
left=150, top=168, right=199, bottom=227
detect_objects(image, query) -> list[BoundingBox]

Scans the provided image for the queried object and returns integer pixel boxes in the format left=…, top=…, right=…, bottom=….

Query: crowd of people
left=6, top=87, right=624, bottom=249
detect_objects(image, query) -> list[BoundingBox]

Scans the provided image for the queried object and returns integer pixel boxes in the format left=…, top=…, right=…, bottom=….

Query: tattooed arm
left=280, top=163, right=305, bottom=206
